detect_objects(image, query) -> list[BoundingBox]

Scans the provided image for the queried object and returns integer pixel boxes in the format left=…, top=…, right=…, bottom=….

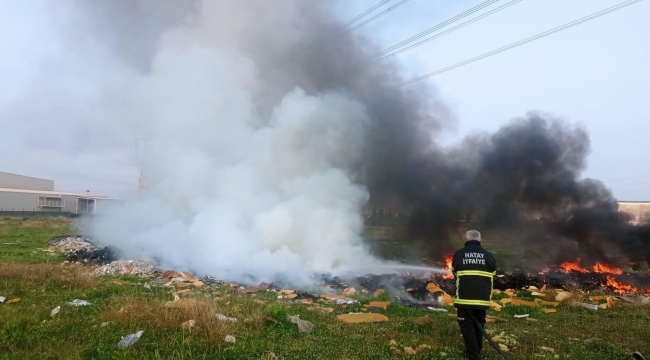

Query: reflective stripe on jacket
left=452, top=240, right=497, bottom=309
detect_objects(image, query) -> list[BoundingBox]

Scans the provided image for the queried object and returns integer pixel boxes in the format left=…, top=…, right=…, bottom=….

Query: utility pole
left=136, top=125, right=147, bottom=192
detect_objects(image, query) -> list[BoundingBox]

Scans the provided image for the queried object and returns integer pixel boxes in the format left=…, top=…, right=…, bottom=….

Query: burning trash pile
left=49, top=235, right=117, bottom=265
left=428, top=253, right=650, bottom=298
left=66, top=233, right=648, bottom=308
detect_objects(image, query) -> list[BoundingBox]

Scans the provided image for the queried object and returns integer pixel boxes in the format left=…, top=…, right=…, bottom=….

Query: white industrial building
left=0, top=171, right=114, bottom=215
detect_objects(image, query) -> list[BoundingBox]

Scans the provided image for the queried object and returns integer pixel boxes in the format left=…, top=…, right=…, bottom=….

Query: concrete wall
left=618, top=201, right=650, bottom=225
left=0, top=171, right=54, bottom=191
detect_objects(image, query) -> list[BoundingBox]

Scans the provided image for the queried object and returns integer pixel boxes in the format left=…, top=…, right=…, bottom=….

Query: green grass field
left=1, top=217, right=649, bottom=359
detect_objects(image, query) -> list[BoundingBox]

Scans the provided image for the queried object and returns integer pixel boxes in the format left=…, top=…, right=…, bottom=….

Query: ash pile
left=50, top=235, right=117, bottom=265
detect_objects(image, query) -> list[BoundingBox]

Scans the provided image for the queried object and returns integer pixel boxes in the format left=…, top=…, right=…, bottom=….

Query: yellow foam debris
left=166, top=298, right=199, bottom=308
left=181, top=271, right=197, bottom=282
left=337, top=313, right=389, bottom=323
left=536, top=299, right=560, bottom=306
left=425, top=282, right=455, bottom=304
left=173, top=289, right=191, bottom=297
left=510, top=298, right=540, bottom=308
left=542, top=308, right=557, bottom=313
left=367, top=301, right=390, bottom=310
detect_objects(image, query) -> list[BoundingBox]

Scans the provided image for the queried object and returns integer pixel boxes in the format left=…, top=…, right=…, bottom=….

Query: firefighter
left=452, top=230, right=497, bottom=360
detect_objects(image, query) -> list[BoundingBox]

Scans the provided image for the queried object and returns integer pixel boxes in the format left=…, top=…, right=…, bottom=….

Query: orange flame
left=559, top=260, right=589, bottom=273
left=593, top=262, right=623, bottom=275
left=606, top=276, right=637, bottom=294
left=442, top=254, right=454, bottom=280
left=538, top=268, right=550, bottom=275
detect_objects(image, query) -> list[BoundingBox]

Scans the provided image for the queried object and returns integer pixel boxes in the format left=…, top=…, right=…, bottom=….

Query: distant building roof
left=0, top=187, right=111, bottom=199
left=0, top=171, right=54, bottom=191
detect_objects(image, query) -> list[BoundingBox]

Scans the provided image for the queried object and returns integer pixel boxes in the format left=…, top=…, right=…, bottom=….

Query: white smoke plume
left=2, top=0, right=450, bottom=285
left=85, top=1, right=397, bottom=285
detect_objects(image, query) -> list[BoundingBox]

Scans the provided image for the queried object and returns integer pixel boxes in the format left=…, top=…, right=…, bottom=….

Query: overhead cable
left=373, top=0, right=524, bottom=62
left=373, top=0, right=501, bottom=59
left=342, top=0, right=412, bottom=33
left=342, top=0, right=392, bottom=28
left=400, top=0, right=644, bottom=86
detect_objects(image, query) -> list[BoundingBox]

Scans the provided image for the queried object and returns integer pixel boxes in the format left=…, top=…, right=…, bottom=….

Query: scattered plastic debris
left=224, top=335, right=236, bottom=343
left=514, top=314, right=529, bottom=318
left=50, top=306, right=61, bottom=316
left=100, top=321, right=112, bottom=327
left=67, top=299, right=91, bottom=306
left=540, top=346, right=555, bottom=353
left=95, top=260, right=156, bottom=276
left=118, top=330, right=144, bottom=349
left=215, top=314, right=237, bottom=323
left=289, top=315, right=314, bottom=334
left=7, top=298, right=20, bottom=304
left=579, top=303, right=598, bottom=311
left=427, top=307, right=448, bottom=312
left=0, top=296, right=5, bottom=303
left=181, top=320, right=195, bottom=330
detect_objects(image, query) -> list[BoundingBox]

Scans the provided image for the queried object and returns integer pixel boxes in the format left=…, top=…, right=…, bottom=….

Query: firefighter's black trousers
left=457, top=308, right=486, bottom=360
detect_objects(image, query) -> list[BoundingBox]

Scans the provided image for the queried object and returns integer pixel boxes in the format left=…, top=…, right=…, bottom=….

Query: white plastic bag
left=118, top=331, right=144, bottom=349
left=289, top=315, right=314, bottom=334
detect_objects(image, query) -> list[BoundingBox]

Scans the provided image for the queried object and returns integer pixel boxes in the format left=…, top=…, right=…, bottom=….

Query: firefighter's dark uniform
left=452, top=239, right=496, bottom=360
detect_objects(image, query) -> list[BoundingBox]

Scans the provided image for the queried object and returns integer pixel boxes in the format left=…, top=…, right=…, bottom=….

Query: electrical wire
left=342, top=0, right=392, bottom=29
left=372, top=0, right=500, bottom=59
left=301, top=0, right=327, bottom=14
left=400, top=0, right=644, bottom=86
left=342, top=0, right=412, bottom=34
left=373, top=0, right=524, bottom=62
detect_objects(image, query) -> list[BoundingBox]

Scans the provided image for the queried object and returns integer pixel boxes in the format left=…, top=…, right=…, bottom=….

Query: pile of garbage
left=94, top=260, right=158, bottom=277
left=50, top=235, right=117, bottom=265
left=50, top=235, right=97, bottom=252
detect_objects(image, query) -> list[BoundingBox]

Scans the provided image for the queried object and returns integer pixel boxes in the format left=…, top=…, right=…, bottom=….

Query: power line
left=301, top=0, right=327, bottom=14
left=372, top=0, right=500, bottom=59
left=373, top=0, right=524, bottom=62
left=342, top=0, right=411, bottom=34
left=342, top=0, right=392, bottom=29
left=400, top=0, right=644, bottom=86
